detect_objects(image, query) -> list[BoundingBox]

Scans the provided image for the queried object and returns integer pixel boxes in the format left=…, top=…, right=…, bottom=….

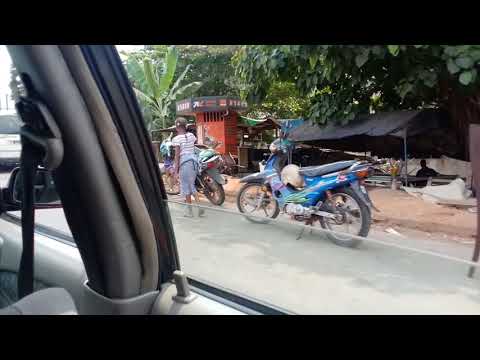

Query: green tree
left=245, top=81, right=310, bottom=119
left=124, top=46, right=202, bottom=131
left=233, top=45, right=480, bottom=157
left=175, top=45, right=240, bottom=97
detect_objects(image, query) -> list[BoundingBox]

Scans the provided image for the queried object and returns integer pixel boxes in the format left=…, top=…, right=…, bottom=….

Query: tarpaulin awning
left=239, top=116, right=270, bottom=127
left=238, top=116, right=282, bottom=130
left=239, top=116, right=305, bottom=132
left=280, top=118, right=304, bottom=133
left=288, top=110, right=444, bottom=142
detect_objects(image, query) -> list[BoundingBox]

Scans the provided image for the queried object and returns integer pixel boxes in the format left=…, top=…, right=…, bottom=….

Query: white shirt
left=172, top=132, right=196, bottom=158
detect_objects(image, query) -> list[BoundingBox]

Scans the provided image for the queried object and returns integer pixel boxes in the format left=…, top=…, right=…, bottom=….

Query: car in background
left=0, top=111, right=21, bottom=168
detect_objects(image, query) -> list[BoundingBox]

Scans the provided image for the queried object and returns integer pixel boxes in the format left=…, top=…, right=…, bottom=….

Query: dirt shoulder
left=369, top=187, right=476, bottom=239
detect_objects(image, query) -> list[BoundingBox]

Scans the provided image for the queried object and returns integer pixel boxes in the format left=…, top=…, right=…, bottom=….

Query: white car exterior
left=0, top=112, right=21, bottom=167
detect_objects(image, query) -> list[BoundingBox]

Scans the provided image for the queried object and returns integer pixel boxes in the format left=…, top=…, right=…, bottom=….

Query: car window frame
left=1, top=211, right=76, bottom=247
left=79, top=45, right=296, bottom=314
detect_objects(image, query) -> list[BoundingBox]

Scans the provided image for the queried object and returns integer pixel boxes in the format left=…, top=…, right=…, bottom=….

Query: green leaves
left=388, top=45, right=399, bottom=56
left=233, top=45, right=480, bottom=126
left=143, top=59, right=160, bottom=99
left=169, top=64, right=192, bottom=97
left=471, top=50, right=480, bottom=62
left=459, top=69, right=477, bottom=86
left=158, top=46, right=178, bottom=94
left=418, top=70, right=437, bottom=88
left=124, top=45, right=202, bottom=130
left=444, top=46, right=458, bottom=56
left=398, top=82, right=413, bottom=99
left=124, top=57, right=147, bottom=92
left=442, top=45, right=480, bottom=88
left=371, top=46, right=385, bottom=57
left=447, top=58, right=460, bottom=74
left=455, top=56, right=474, bottom=69
left=355, top=49, right=370, bottom=68
left=459, top=71, right=473, bottom=86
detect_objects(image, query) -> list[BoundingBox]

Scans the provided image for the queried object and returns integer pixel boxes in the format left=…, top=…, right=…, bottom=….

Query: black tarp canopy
left=288, top=109, right=445, bottom=142
left=287, top=109, right=454, bottom=185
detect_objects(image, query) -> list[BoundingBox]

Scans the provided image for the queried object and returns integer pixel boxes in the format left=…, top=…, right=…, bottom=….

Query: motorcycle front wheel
left=318, top=187, right=371, bottom=248
left=236, top=183, right=279, bottom=224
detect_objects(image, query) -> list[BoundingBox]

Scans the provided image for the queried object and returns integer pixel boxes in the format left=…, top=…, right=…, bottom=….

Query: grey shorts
left=179, top=160, right=198, bottom=196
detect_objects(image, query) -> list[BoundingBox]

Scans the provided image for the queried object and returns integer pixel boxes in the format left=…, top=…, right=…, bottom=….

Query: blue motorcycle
left=236, top=139, right=377, bottom=248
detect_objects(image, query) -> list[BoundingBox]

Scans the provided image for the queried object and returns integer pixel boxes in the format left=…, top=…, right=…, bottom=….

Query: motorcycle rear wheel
left=237, top=183, right=280, bottom=224
left=200, top=175, right=225, bottom=206
left=319, top=187, right=370, bottom=248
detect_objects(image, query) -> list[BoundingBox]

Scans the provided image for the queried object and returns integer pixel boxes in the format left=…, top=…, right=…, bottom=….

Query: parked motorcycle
left=159, top=140, right=226, bottom=206
left=236, top=138, right=377, bottom=248
left=194, top=146, right=226, bottom=206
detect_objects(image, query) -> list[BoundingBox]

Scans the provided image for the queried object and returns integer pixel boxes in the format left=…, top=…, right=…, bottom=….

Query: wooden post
left=403, top=128, right=408, bottom=187
left=468, top=124, right=480, bottom=278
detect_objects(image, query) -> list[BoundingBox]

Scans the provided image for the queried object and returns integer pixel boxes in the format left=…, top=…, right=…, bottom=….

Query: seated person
left=415, top=159, right=438, bottom=187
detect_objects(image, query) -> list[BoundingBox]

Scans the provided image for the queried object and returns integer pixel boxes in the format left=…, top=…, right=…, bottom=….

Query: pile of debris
left=403, top=178, right=477, bottom=213
left=369, top=187, right=476, bottom=238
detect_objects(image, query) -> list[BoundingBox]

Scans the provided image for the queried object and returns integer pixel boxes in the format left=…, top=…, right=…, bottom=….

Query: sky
left=0, top=45, right=144, bottom=102
left=0, top=46, right=12, bottom=98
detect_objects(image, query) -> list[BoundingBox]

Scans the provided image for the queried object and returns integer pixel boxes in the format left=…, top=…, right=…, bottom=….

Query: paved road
left=2, top=171, right=479, bottom=314
left=167, top=201, right=480, bottom=314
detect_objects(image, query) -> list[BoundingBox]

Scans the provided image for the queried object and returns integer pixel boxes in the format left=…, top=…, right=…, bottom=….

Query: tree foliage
left=175, top=45, right=239, bottom=97
left=123, top=46, right=202, bottom=131
left=233, top=45, right=480, bottom=125
left=245, top=81, right=310, bottom=119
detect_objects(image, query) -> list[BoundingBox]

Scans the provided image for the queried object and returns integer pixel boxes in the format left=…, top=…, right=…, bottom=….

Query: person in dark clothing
left=415, top=159, right=438, bottom=187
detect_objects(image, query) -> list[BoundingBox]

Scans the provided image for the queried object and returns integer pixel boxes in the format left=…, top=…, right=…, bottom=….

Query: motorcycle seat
left=298, top=160, right=356, bottom=177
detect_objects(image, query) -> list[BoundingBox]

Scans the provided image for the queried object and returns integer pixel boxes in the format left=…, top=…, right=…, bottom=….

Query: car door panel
left=0, top=213, right=256, bottom=315
left=0, top=215, right=86, bottom=309
left=152, top=283, right=246, bottom=315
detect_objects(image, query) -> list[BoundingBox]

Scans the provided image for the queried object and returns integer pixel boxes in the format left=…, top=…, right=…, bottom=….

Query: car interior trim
left=59, top=45, right=159, bottom=292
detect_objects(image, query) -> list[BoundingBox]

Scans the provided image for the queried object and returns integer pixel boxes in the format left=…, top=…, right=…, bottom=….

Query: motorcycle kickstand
left=296, top=220, right=314, bottom=240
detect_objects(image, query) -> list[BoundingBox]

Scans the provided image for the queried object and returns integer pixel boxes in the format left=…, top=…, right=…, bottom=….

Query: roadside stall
left=287, top=109, right=468, bottom=188
left=237, top=117, right=281, bottom=171
left=236, top=117, right=305, bottom=171
left=175, top=96, right=248, bottom=156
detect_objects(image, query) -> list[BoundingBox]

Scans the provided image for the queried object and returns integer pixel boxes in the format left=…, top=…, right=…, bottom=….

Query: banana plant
left=125, top=46, right=202, bottom=131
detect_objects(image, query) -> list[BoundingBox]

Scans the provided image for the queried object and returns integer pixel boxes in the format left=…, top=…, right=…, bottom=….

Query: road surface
left=1, top=171, right=479, bottom=314
left=166, top=201, right=480, bottom=314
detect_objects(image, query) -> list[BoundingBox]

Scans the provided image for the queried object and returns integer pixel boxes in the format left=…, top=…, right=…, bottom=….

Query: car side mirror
left=6, top=167, right=61, bottom=209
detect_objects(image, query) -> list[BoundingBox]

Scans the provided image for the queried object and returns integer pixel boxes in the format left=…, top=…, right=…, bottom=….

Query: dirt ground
left=223, top=176, right=477, bottom=243
left=369, top=187, right=476, bottom=239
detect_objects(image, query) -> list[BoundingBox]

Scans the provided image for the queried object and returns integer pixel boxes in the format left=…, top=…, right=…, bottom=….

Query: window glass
left=118, top=44, right=480, bottom=314
left=0, top=45, right=72, bottom=242
left=167, top=200, right=480, bottom=314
